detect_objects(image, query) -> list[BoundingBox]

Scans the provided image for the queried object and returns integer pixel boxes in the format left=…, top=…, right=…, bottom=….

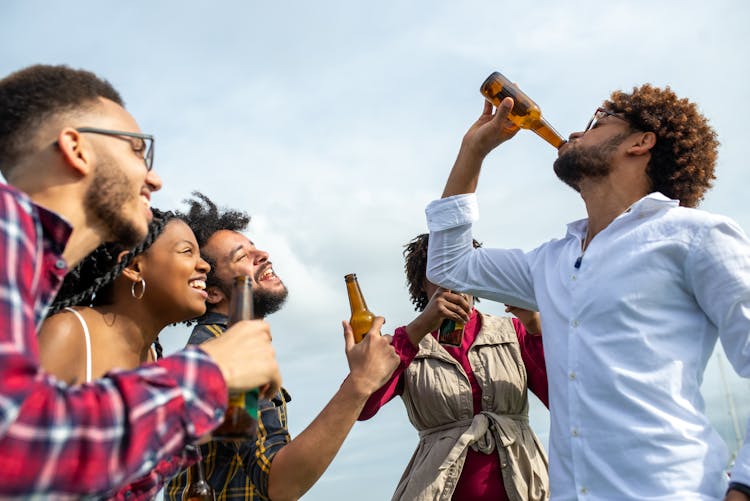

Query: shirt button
left=580, top=486, right=588, bottom=494
left=55, top=259, right=66, bottom=269
left=572, top=320, right=579, bottom=327
left=571, top=275, right=577, bottom=281
left=571, top=428, right=579, bottom=437
left=569, top=372, right=576, bottom=380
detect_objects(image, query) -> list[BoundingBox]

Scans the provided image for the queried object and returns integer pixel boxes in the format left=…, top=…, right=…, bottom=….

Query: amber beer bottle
left=211, top=275, right=259, bottom=440
left=345, top=273, right=375, bottom=343
left=182, top=454, right=216, bottom=501
left=480, top=71, right=566, bottom=149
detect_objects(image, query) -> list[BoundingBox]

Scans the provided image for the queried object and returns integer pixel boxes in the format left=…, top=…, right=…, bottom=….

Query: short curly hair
left=605, top=84, right=719, bottom=208
left=404, top=233, right=481, bottom=312
left=0, top=64, right=123, bottom=177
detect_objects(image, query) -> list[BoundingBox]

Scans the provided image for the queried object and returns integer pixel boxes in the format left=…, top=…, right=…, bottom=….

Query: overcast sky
left=2, top=1, right=749, bottom=499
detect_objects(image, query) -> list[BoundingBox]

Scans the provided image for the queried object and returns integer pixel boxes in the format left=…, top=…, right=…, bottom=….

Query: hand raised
left=406, top=288, right=472, bottom=344
left=343, top=317, right=400, bottom=396
left=461, top=97, right=521, bottom=159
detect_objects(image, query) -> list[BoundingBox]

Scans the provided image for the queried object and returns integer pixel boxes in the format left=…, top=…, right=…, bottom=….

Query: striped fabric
left=0, top=183, right=227, bottom=498
left=165, top=314, right=291, bottom=500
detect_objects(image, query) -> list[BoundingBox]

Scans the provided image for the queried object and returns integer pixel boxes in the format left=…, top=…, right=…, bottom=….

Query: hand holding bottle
left=342, top=316, right=400, bottom=397
left=405, top=288, right=471, bottom=347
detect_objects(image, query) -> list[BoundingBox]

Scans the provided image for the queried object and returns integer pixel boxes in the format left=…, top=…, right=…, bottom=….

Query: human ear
left=55, top=128, right=92, bottom=176
left=627, top=131, right=657, bottom=156
left=206, top=286, right=226, bottom=306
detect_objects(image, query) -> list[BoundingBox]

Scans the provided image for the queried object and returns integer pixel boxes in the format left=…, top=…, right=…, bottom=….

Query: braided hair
left=403, top=233, right=482, bottom=312
left=48, top=208, right=177, bottom=358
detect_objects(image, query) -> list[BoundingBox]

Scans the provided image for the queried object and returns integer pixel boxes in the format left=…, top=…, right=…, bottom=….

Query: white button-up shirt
left=426, top=192, right=750, bottom=500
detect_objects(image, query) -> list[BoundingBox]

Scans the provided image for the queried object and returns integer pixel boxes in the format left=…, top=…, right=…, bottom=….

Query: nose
left=568, top=130, right=584, bottom=141
left=145, top=169, right=163, bottom=192
left=252, top=248, right=269, bottom=265
left=197, top=256, right=211, bottom=273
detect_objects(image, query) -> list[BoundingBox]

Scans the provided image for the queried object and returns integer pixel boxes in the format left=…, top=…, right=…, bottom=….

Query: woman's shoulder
left=39, top=307, right=92, bottom=384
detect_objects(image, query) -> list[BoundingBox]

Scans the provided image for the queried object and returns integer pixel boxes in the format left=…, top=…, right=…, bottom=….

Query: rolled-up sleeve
left=426, top=194, right=537, bottom=311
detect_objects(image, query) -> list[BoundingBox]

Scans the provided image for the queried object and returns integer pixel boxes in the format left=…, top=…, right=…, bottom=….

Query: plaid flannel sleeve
left=0, top=191, right=227, bottom=496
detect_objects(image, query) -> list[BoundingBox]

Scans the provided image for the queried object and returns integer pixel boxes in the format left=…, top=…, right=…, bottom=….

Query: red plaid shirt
left=0, top=183, right=228, bottom=498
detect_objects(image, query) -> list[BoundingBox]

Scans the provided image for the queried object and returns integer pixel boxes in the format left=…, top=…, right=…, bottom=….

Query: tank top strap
left=64, top=307, right=93, bottom=383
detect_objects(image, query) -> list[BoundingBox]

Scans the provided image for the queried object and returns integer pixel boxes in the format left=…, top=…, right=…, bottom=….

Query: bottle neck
left=346, top=279, right=368, bottom=312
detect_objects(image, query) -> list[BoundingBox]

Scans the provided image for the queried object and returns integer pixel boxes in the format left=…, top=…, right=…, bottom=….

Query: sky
left=2, top=1, right=749, bottom=499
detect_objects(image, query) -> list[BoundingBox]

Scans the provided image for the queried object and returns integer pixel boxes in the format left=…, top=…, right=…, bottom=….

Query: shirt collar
left=198, top=310, right=229, bottom=327
left=1, top=183, right=73, bottom=255
left=565, top=191, right=679, bottom=239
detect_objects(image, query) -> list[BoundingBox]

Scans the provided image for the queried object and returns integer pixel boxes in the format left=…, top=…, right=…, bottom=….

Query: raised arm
left=442, top=97, right=519, bottom=198
left=265, top=317, right=399, bottom=501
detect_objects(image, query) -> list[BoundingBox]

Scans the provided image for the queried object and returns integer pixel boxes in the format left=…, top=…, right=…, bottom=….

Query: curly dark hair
left=604, top=84, right=719, bottom=208
left=177, top=191, right=251, bottom=322
left=0, top=64, right=123, bottom=178
left=404, top=233, right=481, bottom=312
left=178, top=191, right=250, bottom=286
left=47, top=208, right=177, bottom=358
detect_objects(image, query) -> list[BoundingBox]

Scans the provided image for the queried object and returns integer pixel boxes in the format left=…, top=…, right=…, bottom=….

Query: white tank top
left=64, top=307, right=158, bottom=383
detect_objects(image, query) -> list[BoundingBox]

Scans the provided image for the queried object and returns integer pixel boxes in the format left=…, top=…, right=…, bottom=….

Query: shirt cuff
left=158, top=346, right=228, bottom=440
left=425, top=194, right=478, bottom=231
left=392, top=326, right=420, bottom=365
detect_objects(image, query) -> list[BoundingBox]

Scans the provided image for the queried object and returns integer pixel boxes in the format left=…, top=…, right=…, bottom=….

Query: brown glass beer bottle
left=182, top=446, right=216, bottom=501
left=345, top=273, right=375, bottom=343
left=480, top=71, right=566, bottom=149
left=212, top=275, right=259, bottom=441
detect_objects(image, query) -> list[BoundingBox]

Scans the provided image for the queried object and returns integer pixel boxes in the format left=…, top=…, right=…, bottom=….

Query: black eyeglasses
left=584, top=107, right=630, bottom=133
left=73, top=127, right=155, bottom=171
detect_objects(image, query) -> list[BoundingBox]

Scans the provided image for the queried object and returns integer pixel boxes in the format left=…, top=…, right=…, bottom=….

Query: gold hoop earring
left=131, top=278, right=146, bottom=300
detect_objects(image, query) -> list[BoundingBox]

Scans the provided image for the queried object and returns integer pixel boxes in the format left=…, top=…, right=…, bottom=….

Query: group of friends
left=0, top=63, right=747, bottom=501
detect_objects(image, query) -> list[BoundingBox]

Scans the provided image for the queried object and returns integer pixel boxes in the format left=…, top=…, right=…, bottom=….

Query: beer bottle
left=438, top=318, right=465, bottom=346
left=480, top=71, right=566, bottom=149
left=212, top=275, right=259, bottom=440
left=345, top=273, right=375, bottom=343
left=182, top=447, right=216, bottom=501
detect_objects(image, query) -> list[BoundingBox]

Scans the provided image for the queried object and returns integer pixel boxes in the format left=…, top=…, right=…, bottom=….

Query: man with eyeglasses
left=425, top=85, right=750, bottom=500
left=0, top=64, right=281, bottom=497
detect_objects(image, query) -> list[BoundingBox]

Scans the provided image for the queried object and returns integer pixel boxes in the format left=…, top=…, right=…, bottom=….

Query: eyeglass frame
left=584, top=107, right=631, bottom=133
left=57, top=127, right=155, bottom=171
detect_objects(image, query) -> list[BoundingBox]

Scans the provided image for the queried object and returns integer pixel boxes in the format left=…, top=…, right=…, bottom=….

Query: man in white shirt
left=425, top=84, right=750, bottom=500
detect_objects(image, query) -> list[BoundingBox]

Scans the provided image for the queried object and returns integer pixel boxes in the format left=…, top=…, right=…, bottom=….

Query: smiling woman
left=38, top=208, right=210, bottom=499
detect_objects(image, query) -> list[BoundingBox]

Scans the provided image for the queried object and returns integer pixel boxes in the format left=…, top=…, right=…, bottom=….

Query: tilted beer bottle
left=480, top=71, right=566, bottom=149
left=182, top=446, right=216, bottom=501
left=212, top=275, right=260, bottom=440
left=345, top=273, right=375, bottom=344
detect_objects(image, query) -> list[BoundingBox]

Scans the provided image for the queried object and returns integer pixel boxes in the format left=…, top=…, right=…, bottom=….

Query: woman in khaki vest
left=359, top=233, right=549, bottom=501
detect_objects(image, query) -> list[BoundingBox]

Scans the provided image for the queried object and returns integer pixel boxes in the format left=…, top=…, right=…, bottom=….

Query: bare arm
left=266, top=317, right=399, bottom=501
left=442, top=97, right=519, bottom=198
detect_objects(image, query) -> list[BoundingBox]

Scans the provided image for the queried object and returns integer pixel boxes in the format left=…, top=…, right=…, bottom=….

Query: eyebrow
left=229, top=244, right=245, bottom=260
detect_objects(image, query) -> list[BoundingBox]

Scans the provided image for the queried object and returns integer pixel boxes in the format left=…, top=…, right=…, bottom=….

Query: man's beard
left=218, top=277, right=288, bottom=318
left=252, top=286, right=288, bottom=318
left=83, top=158, right=143, bottom=248
left=553, top=131, right=630, bottom=191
